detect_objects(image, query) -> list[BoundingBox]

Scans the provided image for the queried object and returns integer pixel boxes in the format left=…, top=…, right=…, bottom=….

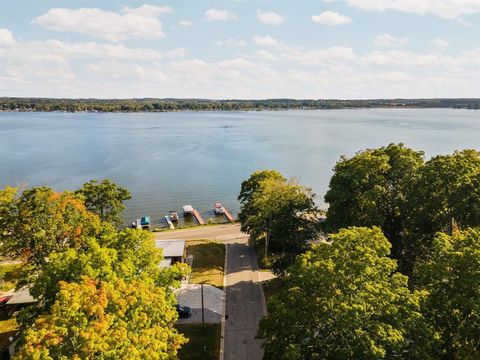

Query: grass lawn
left=187, top=240, right=225, bottom=289
left=0, top=315, right=18, bottom=353
left=176, top=323, right=220, bottom=360
left=0, top=264, right=21, bottom=292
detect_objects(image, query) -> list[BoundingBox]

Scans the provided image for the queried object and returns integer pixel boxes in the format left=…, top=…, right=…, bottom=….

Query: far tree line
left=1, top=97, right=479, bottom=112
left=238, top=144, right=480, bottom=359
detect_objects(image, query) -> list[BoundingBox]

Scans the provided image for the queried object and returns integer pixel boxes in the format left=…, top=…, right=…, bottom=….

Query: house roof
left=155, top=239, right=186, bottom=258
left=6, top=287, right=35, bottom=305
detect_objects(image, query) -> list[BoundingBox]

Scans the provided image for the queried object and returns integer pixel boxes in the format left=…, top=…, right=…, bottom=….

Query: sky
left=0, top=0, right=479, bottom=99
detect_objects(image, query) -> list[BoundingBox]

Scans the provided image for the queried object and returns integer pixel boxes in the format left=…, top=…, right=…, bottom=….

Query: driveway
left=159, top=223, right=267, bottom=359
left=176, top=284, right=224, bottom=324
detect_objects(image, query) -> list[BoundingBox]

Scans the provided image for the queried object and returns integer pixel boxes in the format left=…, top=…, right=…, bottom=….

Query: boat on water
left=140, top=216, right=151, bottom=230
left=214, top=202, right=226, bottom=215
left=169, top=210, right=179, bottom=222
left=132, top=216, right=151, bottom=230
left=182, top=205, right=194, bottom=216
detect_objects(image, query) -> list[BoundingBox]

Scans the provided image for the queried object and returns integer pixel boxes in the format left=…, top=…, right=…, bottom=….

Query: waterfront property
left=155, top=239, right=187, bottom=268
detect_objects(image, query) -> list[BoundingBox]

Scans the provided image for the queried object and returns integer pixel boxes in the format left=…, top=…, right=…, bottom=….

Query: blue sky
left=0, top=0, right=479, bottom=99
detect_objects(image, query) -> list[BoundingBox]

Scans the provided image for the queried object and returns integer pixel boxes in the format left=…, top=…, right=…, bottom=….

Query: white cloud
left=32, top=5, right=173, bottom=42
left=215, top=38, right=247, bottom=47
left=204, top=9, right=239, bottom=21
left=284, top=46, right=356, bottom=65
left=0, top=29, right=478, bottom=99
left=312, top=11, right=352, bottom=26
left=121, top=4, right=173, bottom=16
left=252, top=35, right=283, bottom=48
left=374, top=33, right=409, bottom=48
left=0, top=28, right=15, bottom=47
left=432, top=38, right=449, bottom=50
left=254, top=49, right=279, bottom=61
left=343, top=0, right=480, bottom=20
left=256, top=10, right=285, bottom=25
left=178, top=20, right=193, bottom=27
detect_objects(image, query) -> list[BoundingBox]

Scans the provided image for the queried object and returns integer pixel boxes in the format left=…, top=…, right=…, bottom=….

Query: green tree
left=414, top=228, right=480, bottom=359
left=324, top=144, right=424, bottom=269
left=18, top=227, right=188, bottom=326
left=76, top=179, right=131, bottom=226
left=15, top=277, right=186, bottom=360
left=249, top=178, right=318, bottom=273
left=238, top=171, right=318, bottom=273
left=238, top=170, right=286, bottom=238
left=406, top=150, right=480, bottom=265
left=258, top=227, right=429, bottom=360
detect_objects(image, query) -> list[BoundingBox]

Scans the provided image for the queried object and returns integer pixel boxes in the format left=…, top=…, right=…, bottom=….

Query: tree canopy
left=15, top=277, right=186, bottom=360
left=324, top=145, right=480, bottom=273
left=76, top=179, right=131, bottom=226
left=238, top=169, right=286, bottom=238
left=0, top=187, right=103, bottom=269
left=258, top=227, right=429, bottom=360
left=405, top=150, right=480, bottom=264
left=238, top=171, right=319, bottom=273
left=414, top=228, right=480, bottom=359
left=0, top=183, right=188, bottom=358
left=324, top=143, right=424, bottom=267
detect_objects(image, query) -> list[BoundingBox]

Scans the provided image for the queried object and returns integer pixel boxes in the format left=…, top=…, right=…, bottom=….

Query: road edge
left=219, top=242, right=229, bottom=360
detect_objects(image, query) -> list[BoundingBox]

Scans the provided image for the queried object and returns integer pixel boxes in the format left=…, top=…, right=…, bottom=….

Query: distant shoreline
left=0, top=98, right=479, bottom=113
left=1, top=107, right=479, bottom=114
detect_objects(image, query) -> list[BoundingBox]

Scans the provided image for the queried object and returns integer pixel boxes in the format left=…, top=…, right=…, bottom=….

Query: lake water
left=0, top=109, right=478, bottom=227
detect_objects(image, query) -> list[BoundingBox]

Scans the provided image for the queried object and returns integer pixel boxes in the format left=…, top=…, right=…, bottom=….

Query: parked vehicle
left=175, top=304, right=192, bottom=318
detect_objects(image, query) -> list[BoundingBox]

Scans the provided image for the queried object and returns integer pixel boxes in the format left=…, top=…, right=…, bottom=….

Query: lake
left=0, top=109, right=478, bottom=227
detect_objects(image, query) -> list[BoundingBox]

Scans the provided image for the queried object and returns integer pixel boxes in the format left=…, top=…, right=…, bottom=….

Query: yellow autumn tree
left=15, top=277, right=187, bottom=360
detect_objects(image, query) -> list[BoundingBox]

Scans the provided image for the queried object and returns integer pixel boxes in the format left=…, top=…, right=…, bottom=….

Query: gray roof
left=155, top=239, right=186, bottom=258
left=6, top=287, right=35, bottom=305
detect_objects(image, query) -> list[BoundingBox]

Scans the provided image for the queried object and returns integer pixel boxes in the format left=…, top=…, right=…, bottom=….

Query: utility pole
left=201, top=283, right=205, bottom=328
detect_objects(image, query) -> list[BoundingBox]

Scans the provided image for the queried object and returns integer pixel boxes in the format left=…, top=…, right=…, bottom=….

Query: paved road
left=154, top=223, right=246, bottom=242
left=156, top=223, right=266, bottom=359
left=224, top=237, right=265, bottom=360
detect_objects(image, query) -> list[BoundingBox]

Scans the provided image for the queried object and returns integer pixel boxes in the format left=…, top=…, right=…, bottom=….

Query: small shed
left=155, top=239, right=187, bottom=267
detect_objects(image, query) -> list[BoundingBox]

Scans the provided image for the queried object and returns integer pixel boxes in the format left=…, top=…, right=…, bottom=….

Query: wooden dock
left=192, top=209, right=205, bottom=225
left=223, top=208, right=235, bottom=222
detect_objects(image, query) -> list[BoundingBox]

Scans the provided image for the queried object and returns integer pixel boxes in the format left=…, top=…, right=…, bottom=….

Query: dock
left=223, top=208, right=235, bottom=222
left=192, top=209, right=205, bottom=225
left=164, top=216, right=175, bottom=230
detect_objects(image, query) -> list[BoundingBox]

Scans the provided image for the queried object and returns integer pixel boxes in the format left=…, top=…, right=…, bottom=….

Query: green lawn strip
left=186, top=240, right=225, bottom=289
left=0, top=264, right=22, bottom=292
left=176, top=323, right=220, bottom=360
left=0, top=317, right=18, bottom=353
